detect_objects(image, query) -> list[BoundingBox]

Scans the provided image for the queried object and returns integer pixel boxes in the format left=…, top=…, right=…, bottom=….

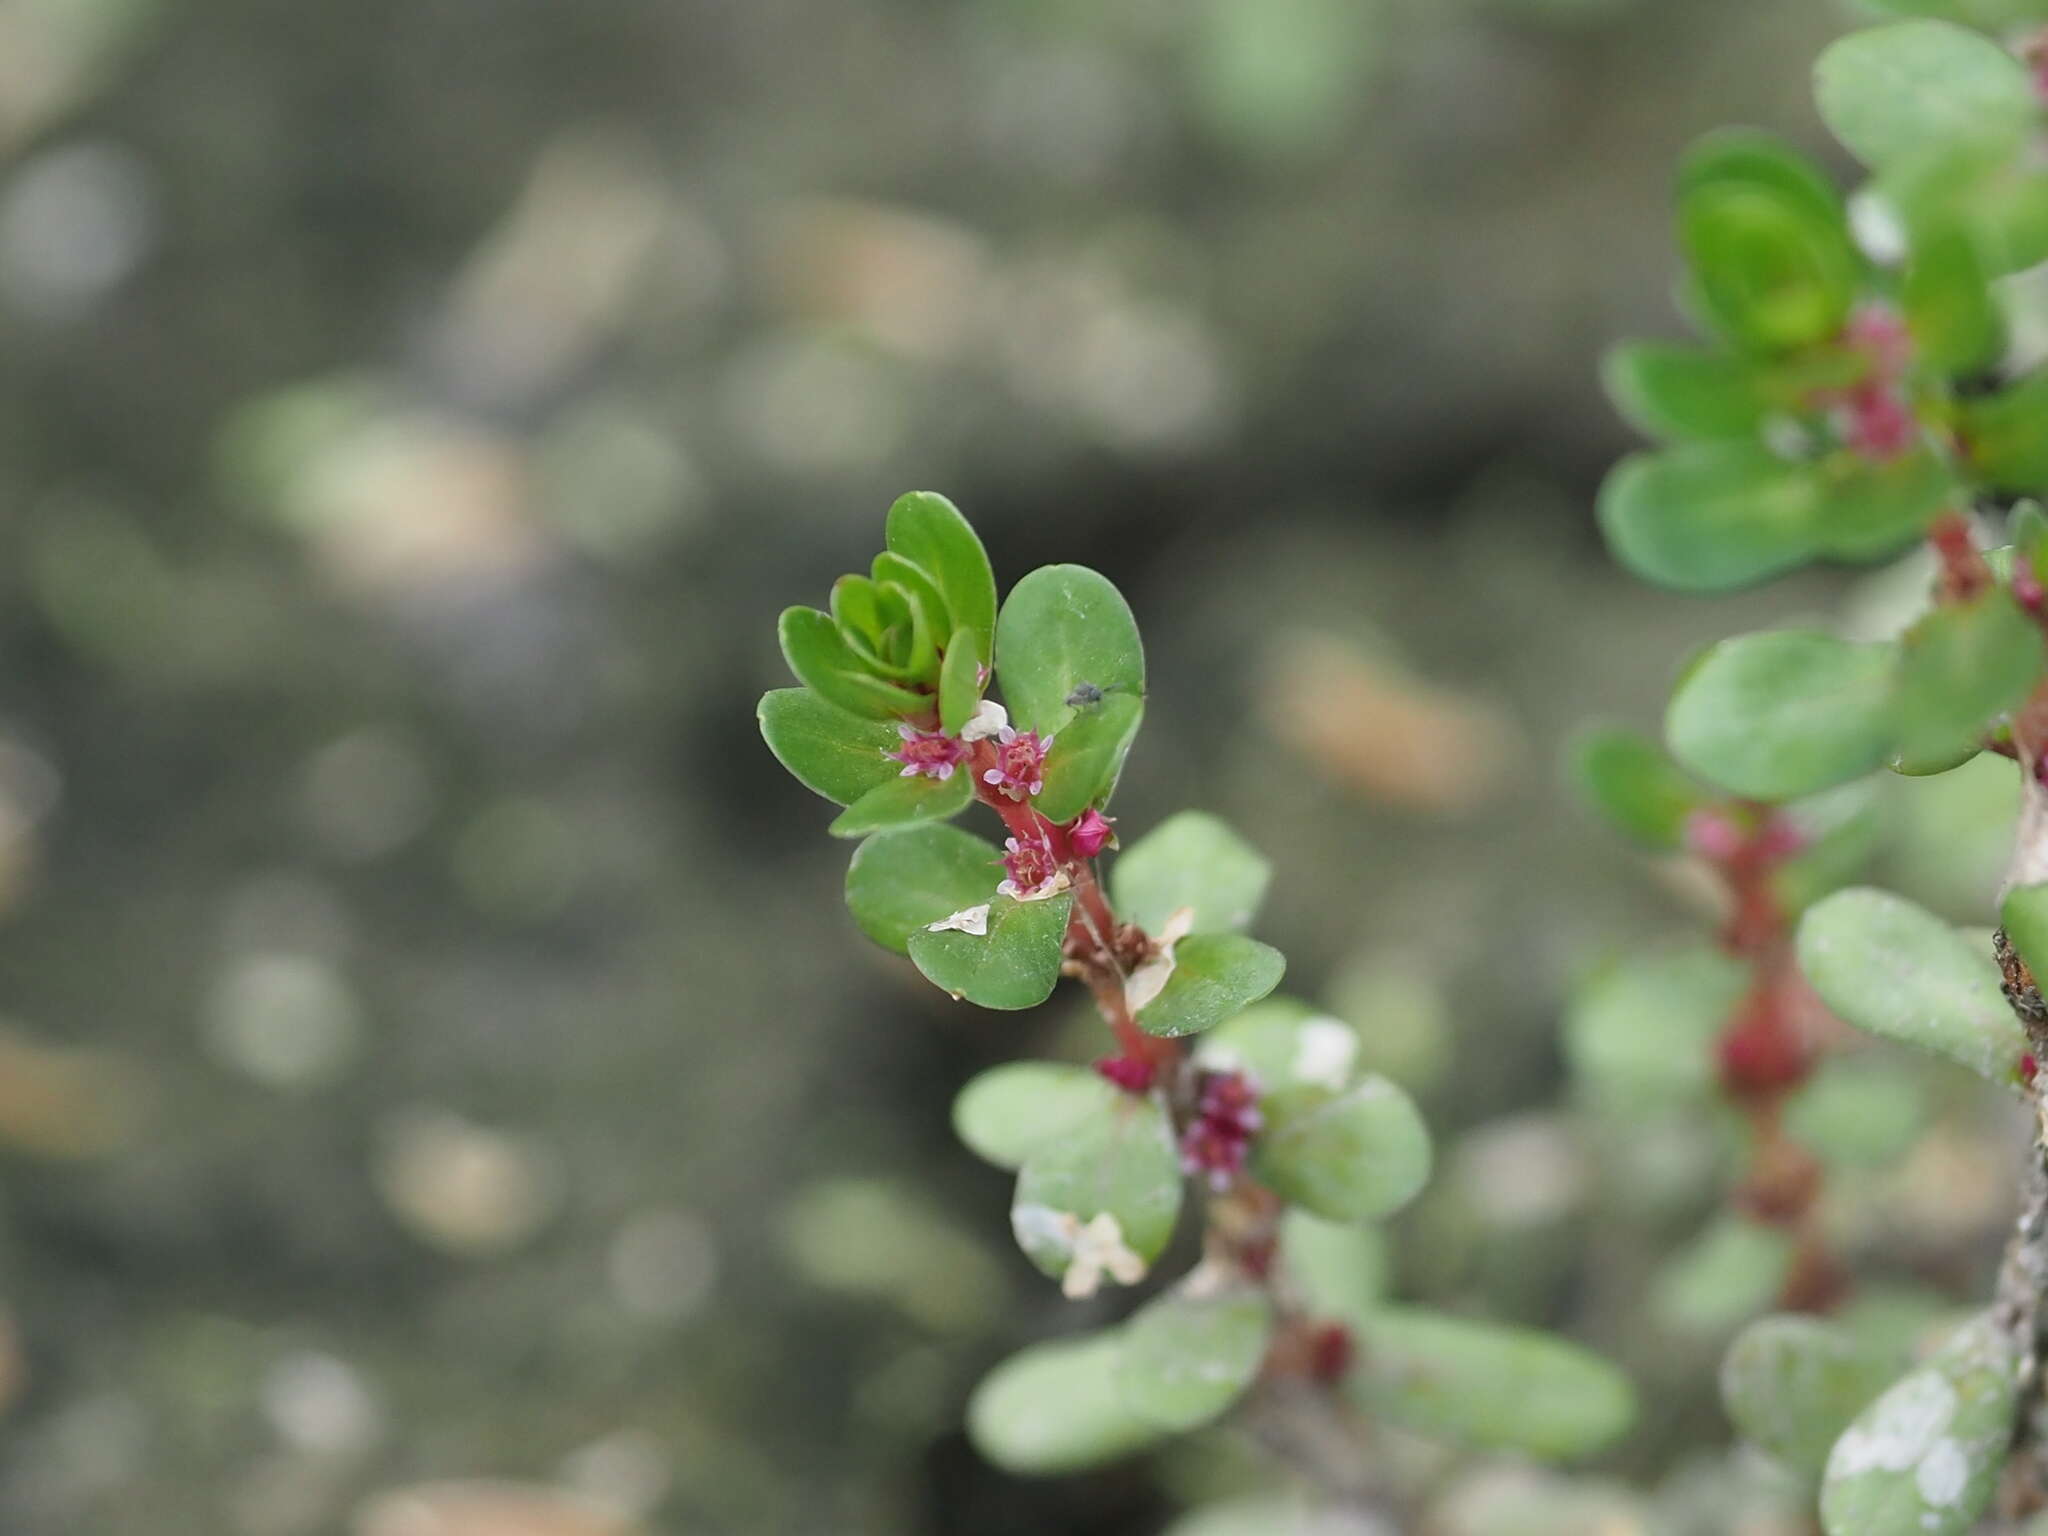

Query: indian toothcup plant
left=1589, top=4, right=2048, bottom=1532
left=759, top=493, right=1633, bottom=1517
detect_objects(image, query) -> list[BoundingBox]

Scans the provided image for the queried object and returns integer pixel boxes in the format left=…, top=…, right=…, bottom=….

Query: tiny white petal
left=960, top=700, right=1010, bottom=741
left=1291, top=1016, right=1359, bottom=1088
left=1849, top=189, right=1907, bottom=265
left=926, top=903, right=991, bottom=936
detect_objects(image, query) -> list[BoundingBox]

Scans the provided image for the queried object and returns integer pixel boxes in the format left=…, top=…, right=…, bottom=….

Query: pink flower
left=1683, top=808, right=1746, bottom=864
left=982, top=726, right=1053, bottom=801
left=1067, top=808, right=1116, bottom=859
left=1179, top=1070, right=1263, bottom=1191
left=1844, top=303, right=1911, bottom=379
left=886, top=724, right=968, bottom=781
left=1836, top=382, right=1917, bottom=463
left=998, top=833, right=1065, bottom=901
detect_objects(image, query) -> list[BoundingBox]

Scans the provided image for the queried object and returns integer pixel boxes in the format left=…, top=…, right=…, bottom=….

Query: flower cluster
left=887, top=724, right=969, bottom=781
left=1821, top=304, right=1916, bottom=463
left=1179, top=1069, right=1263, bottom=1190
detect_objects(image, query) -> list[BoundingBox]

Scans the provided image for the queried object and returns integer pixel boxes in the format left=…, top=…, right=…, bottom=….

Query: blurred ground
left=0, top=2, right=2012, bottom=1533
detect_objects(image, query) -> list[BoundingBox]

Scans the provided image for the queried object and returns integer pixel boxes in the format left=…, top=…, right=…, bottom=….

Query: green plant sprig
left=1594, top=9, right=2048, bottom=1531
left=762, top=493, right=1634, bottom=1516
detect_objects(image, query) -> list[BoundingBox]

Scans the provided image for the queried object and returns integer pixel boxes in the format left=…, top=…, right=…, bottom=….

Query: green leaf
left=778, top=605, right=929, bottom=719
left=1136, top=934, right=1287, bottom=1039
left=1666, top=630, right=1898, bottom=799
left=826, top=766, right=975, bottom=838
left=1115, top=1283, right=1273, bottom=1432
left=1602, top=342, right=1776, bottom=441
left=952, top=1062, right=1123, bottom=1171
left=1723, top=1314, right=1904, bottom=1485
left=1820, top=1311, right=2019, bottom=1536
left=1676, top=132, right=1861, bottom=353
left=1597, top=445, right=1825, bottom=591
left=885, top=491, right=998, bottom=657
left=1194, top=998, right=1364, bottom=1092
left=1564, top=944, right=1748, bottom=1117
left=1282, top=1208, right=1390, bottom=1329
left=1035, top=693, right=1144, bottom=824
left=1961, top=372, right=2048, bottom=493
left=1893, top=590, right=2042, bottom=769
left=1345, top=1308, right=1637, bottom=1460
left=1651, top=1214, right=1795, bottom=1336
left=938, top=626, right=985, bottom=735
left=1111, top=811, right=1273, bottom=935
left=993, top=565, right=1146, bottom=738
left=1251, top=1076, right=1432, bottom=1222
left=1797, top=887, right=2026, bottom=1083
left=1569, top=724, right=1705, bottom=850
left=909, top=891, right=1075, bottom=1010
left=1882, top=131, right=2048, bottom=279
left=1903, top=225, right=2004, bottom=376
left=872, top=551, right=954, bottom=649
left=1785, top=1056, right=1928, bottom=1168
left=1012, top=1093, right=1183, bottom=1288
left=2005, top=882, right=2048, bottom=995
left=1819, top=450, right=1954, bottom=562
left=844, top=823, right=1000, bottom=953
left=758, top=687, right=904, bottom=807
left=967, top=1332, right=1168, bottom=1475
left=1815, top=21, right=2038, bottom=170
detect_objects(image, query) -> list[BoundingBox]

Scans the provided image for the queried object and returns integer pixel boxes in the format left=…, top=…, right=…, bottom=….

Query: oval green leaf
left=1012, top=1092, right=1183, bottom=1288
left=1797, top=887, right=2025, bottom=1083
left=993, top=564, right=1145, bottom=738
left=1723, top=1314, right=1903, bottom=1484
left=885, top=491, right=998, bottom=657
left=1597, top=445, right=1825, bottom=592
left=908, top=890, right=1075, bottom=1010
left=778, top=605, right=929, bottom=719
left=1816, top=21, right=2038, bottom=170
left=1111, top=810, right=1273, bottom=935
left=1251, top=1076, right=1432, bottom=1223
left=758, top=687, right=904, bottom=807
left=967, top=1332, right=1168, bottom=1475
left=845, top=823, right=1000, bottom=953
left=1346, top=1307, right=1637, bottom=1460
left=1820, top=1311, right=2019, bottom=1536
left=1569, top=724, right=1705, bottom=850
left=952, top=1062, right=1123, bottom=1171
left=1035, top=692, right=1144, bottom=824
left=1135, top=934, right=1286, bottom=1039
left=1666, top=629, right=1898, bottom=799
left=1115, top=1283, right=1273, bottom=1432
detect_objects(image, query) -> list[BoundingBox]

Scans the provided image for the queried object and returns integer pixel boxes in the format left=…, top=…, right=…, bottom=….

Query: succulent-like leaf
left=1251, top=1076, right=1432, bottom=1223
left=1569, top=724, right=1705, bottom=850
left=908, top=890, right=1074, bottom=1010
left=1598, top=445, right=1825, bottom=591
left=1797, top=887, right=2026, bottom=1083
left=1602, top=342, right=1776, bottom=442
left=1135, top=934, right=1287, bottom=1039
left=758, top=687, right=905, bottom=806
left=1012, top=1092, right=1183, bottom=1287
left=1892, top=589, right=2041, bottom=770
left=1820, top=1311, right=2019, bottom=1536
left=994, top=564, right=1145, bottom=738
left=967, top=1332, right=1168, bottom=1475
left=827, top=765, right=975, bottom=838
left=844, top=823, right=1000, bottom=953
left=779, top=605, right=929, bottom=719
left=1346, top=1307, right=1637, bottom=1460
left=1115, top=1282, right=1273, bottom=1431
left=1564, top=944, right=1747, bottom=1116
left=1111, top=811, right=1273, bottom=935
left=1666, top=629, right=1897, bottom=799
left=1815, top=21, right=2038, bottom=170
left=952, top=1062, right=1123, bottom=1171
left=1035, top=692, right=1144, bottom=824
left=885, top=491, right=998, bottom=658
left=1723, top=1314, right=1903, bottom=1483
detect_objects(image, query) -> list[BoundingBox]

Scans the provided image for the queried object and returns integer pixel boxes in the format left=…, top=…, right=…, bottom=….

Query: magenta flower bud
left=1683, top=808, right=1745, bottom=864
left=2016, top=565, right=2046, bottom=615
left=1178, top=1069, right=1262, bottom=1190
left=1068, top=808, right=1115, bottom=859
left=886, top=724, right=969, bottom=782
left=981, top=726, right=1053, bottom=801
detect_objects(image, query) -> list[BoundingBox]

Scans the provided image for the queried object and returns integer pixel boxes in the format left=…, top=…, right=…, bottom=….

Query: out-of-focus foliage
left=0, top=0, right=2029, bottom=1532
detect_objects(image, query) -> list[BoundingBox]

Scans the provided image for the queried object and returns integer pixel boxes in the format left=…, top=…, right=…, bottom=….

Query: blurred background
left=0, top=0, right=2029, bottom=1532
